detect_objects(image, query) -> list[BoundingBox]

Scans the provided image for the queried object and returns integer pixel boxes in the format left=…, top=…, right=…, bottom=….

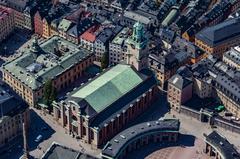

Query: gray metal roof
left=196, top=18, right=240, bottom=47
left=205, top=131, right=240, bottom=159
left=168, top=74, right=192, bottom=90
left=102, top=119, right=180, bottom=158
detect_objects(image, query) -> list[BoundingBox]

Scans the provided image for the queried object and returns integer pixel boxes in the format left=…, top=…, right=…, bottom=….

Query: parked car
left=35, top=135, right=43, bottom=143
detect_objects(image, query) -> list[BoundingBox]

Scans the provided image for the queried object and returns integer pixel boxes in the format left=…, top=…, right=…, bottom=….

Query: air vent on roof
left=120, top=135, right=126, bottom=139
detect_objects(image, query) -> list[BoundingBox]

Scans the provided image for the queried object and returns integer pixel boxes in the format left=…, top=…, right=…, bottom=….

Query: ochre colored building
left=195, top=18, right=240, bottom=58
left=3, top=36, right=94, bottom=106
left=0, top=6, right=14, bottom=42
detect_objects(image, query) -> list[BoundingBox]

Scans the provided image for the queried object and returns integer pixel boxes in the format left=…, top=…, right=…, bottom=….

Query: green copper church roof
left=3, top=36, right=93, bottom=90
left=72, top=64, right=144, bottom=113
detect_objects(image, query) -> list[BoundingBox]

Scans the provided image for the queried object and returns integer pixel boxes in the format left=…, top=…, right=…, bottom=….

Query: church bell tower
left=126, top=22, right=149, bottom=71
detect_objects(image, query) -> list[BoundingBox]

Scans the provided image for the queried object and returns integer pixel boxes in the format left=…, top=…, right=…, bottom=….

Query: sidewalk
left=30, top=108, right=101, bottom=158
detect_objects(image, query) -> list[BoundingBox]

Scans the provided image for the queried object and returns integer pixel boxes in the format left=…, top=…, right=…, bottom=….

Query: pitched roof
left=196, top=18, right=240, bottom=47
left=72, top=65, right=144, bottom=113
left=67, top=18, right=97, bottom=37
left=168, top=74, right=192, bottom=90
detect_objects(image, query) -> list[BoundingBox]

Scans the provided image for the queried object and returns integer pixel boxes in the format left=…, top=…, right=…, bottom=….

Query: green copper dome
left=31, top=37, right=41, bottom=53
left=127, top=21, right=148, bottom=49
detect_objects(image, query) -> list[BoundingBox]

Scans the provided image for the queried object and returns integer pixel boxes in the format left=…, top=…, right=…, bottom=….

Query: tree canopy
left=43, top=80, right=57, bottom=109
left=101, top=52, right=109, bottom=69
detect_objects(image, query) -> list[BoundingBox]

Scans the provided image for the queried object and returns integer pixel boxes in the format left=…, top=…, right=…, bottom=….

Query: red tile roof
left=80, top=25, right=100, bottom=42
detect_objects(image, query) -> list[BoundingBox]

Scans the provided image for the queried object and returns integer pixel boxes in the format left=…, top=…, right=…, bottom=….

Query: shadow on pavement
left=28, top=109, right=56, bottom=151
left=0, top=110, right=55, bottom=159
left=0, top=29, right=31, bottom=56
left=126, top=92, right=170, bottom=128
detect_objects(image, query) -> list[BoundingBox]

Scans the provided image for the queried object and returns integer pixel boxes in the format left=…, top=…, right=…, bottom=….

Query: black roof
left=67, top=18, right=98, bottom=37
left=0, top=87, right=28, bottom=118
left=205, top=131, right=240, bottom=159
left=41, top=142, right=97, bottom=159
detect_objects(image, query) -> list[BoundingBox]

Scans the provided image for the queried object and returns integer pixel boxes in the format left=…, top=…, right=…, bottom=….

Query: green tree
left=43, top=80, right=56, bottom=109
left=101, top=52, right=109, bottom=69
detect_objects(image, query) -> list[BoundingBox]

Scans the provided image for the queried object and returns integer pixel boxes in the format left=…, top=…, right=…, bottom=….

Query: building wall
left=42, top=18, right=51, bottom=38
left=222, top=54, right=240, bottom=70
left=50, top=26, right=59, bottom=38
left=95, top=41, right=107, bottom=62
left=205, top=143, right=225, bottom=159
left=3, top=71, right=35, bottom=106
left=182, top=32, right=195, bottom=42
left=215, top=89, right=240, bottom=118
left=23, top=12, right=32, bottom=31
left=80, top=39, right=95, bottom=52
left=66, top=34, right=79, bottom=45
left=0, top=107, right=30, bottom=148
left=181, top=83, right=193, bottom=103
left=193, top=78, right=212, bottom=98
left=195, top=36, right=240, bottom=59
left=13, top=9, right=25, bottom=29
left=109, top=43, right=127, bottom=65
left=34, top=12, right=43, bottom=35
left=3, top=55, right=95, bottom=107
left=231, top=0, right=240, bottom=13
left=0, top=6, right=15, bottom=42
left=127, top=44, right=149, bottom=71
left=168, top=83, right=193, bottom=111
left=53, top=86, right=158, bottom=148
